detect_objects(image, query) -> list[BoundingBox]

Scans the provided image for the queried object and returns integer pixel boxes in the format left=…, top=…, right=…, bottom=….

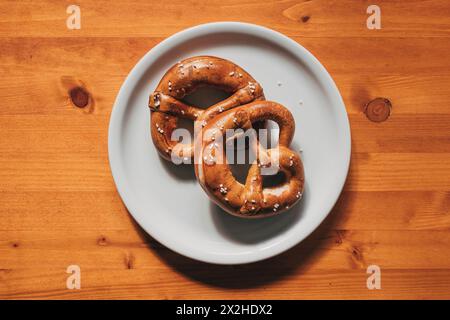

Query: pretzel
left=194, top=101, right=305, bottom=218
left=148, top=56, right=265, bottom=161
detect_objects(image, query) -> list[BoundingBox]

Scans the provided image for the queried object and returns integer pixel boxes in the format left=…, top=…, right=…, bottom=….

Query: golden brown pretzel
left=194, top=101, right=305, bottom=218
left=148, top=56, right=265, bottom=161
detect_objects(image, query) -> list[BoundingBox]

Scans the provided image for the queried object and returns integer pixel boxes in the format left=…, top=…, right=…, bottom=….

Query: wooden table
left=1, top=0, right=449, bottom=299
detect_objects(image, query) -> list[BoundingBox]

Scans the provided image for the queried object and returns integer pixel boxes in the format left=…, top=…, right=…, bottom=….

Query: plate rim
left=108, top=21, right=351, bottom=265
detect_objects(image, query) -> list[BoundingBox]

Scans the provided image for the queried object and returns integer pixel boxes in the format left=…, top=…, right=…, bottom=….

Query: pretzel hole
left=229, top=163, right=252, bottom=184
left=262, top=171, right=287, bottom=189
left=225, top=138, right=256, bottom=184
left=176, top=117, right=194, bottom=143
left=259, top=120, right=280, bottom=148
left=182, top=86, right=231, bottom=109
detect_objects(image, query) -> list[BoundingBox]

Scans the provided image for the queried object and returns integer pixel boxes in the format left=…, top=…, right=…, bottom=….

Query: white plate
left=108, top=22, right=351, bottom=264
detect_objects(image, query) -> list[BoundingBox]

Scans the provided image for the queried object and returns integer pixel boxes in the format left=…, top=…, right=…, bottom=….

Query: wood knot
left=69, top=86, right=90, bottom=108
left=364, top=97, right=391, bottom=122
left=351, top=246, right=363, bottom=261
left=334, top=230, right=344, bottom=245
left=301, top=15, right=310, bottom=23
left=0, top=268, right=12, bottom=274
left=124, top=252, right=135, bottom=269
left=61, top=77, right=95, bottom=112
left=97, top=236, right=108, bottom=246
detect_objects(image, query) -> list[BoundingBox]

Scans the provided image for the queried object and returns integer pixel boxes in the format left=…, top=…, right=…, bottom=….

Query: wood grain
left=0, top=0, right=450, bottom=299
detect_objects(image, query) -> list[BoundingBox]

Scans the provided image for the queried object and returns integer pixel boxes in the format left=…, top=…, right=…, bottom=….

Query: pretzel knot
left=148, top=56, right=264, bottom=161
left=195, top=101, right=305, bottom=218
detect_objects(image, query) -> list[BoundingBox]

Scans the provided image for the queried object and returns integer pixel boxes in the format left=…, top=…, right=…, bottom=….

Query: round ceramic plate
left=108, top=22, right=350, bottom=264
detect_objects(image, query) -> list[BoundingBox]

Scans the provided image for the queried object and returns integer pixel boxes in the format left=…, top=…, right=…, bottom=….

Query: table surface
left=1, top=0, right=449, bottom=299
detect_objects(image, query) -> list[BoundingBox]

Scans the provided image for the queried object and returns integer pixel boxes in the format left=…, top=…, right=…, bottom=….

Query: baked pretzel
left=148, top=56, right=265, bottom=161
left=194, top=101, right=305, bottom=218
